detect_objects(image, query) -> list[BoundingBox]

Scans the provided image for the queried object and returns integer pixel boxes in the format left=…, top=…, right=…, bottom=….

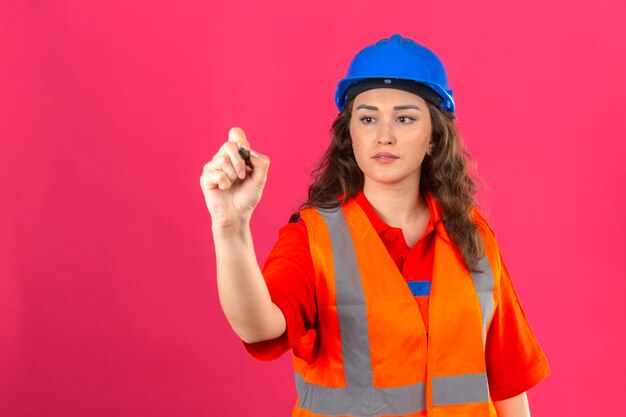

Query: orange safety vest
left=292, top=197, right=502, bottom=417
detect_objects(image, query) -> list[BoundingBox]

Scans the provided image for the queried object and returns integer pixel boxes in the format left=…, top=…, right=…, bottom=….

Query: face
left=349, top=88, right=432, bottom=190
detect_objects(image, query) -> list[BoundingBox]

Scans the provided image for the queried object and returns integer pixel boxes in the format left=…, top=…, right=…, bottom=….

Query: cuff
left=489, top=358, right=552, bottom=401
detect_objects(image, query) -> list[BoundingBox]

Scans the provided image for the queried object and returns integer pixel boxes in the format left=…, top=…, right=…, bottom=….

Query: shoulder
left=471, top=205, right=498, bottom=245
left=263, top=219, right=313, bottom=280
left=262, top=217, right=311, bottom=267
left=274, top=217, right=309, bottom=247
left=471, top=205, right=503, bottom=277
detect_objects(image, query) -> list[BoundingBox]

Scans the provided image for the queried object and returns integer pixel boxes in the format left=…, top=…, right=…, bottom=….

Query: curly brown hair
left=289, top=99, right=487, bottom=272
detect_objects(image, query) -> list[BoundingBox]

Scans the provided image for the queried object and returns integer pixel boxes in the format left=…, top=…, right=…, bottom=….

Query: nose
left=377, top=119, right=396, bottom=145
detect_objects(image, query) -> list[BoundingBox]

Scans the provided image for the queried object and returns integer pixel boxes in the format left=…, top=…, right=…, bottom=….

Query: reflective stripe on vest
left=432, top=373, right=489, bottom=406
left=295, top=203, right=495, bottom=416
left=472, top=255, right=495, bottom=346
left=296, top=373, right=426, bottom=416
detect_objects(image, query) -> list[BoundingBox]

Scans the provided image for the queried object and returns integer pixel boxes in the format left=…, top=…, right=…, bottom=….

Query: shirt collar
left=352, top=189, right=441, bottom=236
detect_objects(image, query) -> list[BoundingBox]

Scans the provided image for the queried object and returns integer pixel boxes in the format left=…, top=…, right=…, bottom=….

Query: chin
left=365, top=174, right=408, bottom=186
left=363, top=169, right=420, bottom=187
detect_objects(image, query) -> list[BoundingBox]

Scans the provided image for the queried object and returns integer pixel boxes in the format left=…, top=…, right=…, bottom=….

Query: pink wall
left=2, top=1, right=625, bottom=416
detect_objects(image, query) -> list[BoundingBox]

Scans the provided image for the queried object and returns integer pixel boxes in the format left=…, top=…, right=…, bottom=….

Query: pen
left=238, top=147, right=253, bottom=168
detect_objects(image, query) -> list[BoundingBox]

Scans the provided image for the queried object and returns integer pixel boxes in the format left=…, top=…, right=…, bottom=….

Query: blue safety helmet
left=335, top=34, right=455, bottom=113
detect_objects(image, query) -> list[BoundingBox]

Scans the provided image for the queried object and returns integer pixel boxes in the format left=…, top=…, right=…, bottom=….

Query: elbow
left=237, top=328, right=282, bottom=344
left=224, top=302, right=287, bottom=344
left=232, top=322, right=283, bottom=344
left=240, top=333, right=272, bottom=344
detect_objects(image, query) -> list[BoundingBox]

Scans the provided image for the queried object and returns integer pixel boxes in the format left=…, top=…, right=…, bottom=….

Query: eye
left=360, top=116, right=375, bottom=124
left=398, top=116, right=415, bottom=124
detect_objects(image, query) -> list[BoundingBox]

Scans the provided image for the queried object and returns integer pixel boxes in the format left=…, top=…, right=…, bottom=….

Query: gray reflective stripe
left=317, top=207, right=373, bottom=388
left=432, top=373, right=489, bottom=406
left=469, top=255, right=495, bottom=346
left=295, top=373, right=426, bottom=417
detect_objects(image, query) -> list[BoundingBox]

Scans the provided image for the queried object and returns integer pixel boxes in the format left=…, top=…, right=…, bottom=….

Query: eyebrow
left=355, top=104, right=422, bottom=111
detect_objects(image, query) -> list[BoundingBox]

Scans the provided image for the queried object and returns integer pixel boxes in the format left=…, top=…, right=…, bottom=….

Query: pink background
left=1, top=1, right=625, bottom=416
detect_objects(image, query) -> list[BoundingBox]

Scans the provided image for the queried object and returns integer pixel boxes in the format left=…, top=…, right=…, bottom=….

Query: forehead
left=353, top=88, right=427, bottom=106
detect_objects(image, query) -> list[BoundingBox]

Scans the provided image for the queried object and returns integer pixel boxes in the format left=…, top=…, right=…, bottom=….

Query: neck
left=362, top=179, right=426, bottom=228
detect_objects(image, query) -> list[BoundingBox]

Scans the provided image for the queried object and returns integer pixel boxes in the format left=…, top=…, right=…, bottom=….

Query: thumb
left=248, top=149, right=270, bottom=190
left=228, top=127, right=250, bottom=150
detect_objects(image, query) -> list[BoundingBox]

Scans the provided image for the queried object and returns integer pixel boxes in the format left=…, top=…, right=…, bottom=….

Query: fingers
left=200, top=166, right=232, bottom=191
left=218, top=141, right=247, bottom=179
left=206, top=155, right=237, bottom=186
left=228, top=127, right=250, bottom=151
left=201, top=143, right=244, bottom=191
left=247, top=149, right=270, bottom=190
left=200, top=127, right=268, bottom=192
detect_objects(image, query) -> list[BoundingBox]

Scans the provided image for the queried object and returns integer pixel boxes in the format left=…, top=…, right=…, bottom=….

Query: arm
left=493, top=391, right=530, bottom=417
left=201, top=127, right=286, bottom=344
left=212, top=224, right=286, bottom=343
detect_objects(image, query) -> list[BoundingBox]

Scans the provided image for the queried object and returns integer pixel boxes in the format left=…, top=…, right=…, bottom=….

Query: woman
left=200, top=34, right=550, bottom=417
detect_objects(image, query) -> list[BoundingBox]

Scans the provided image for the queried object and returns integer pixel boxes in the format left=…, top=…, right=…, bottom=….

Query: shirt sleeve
left=485, top=248, right=552, bottom=401
left=241, top=219, right=319, bottom=363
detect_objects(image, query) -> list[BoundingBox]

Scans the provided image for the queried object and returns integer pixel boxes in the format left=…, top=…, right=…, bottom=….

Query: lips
left=373, top=152, right=399, bottom=159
